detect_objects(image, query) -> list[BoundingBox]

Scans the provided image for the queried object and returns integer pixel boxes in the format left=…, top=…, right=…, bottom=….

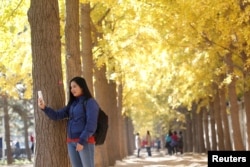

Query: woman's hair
left=67, top=76, right=93, bottom=105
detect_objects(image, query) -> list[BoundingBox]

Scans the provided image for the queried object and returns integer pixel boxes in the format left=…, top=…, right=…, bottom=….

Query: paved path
left=0, top=150, right=208, bottom=167
left=113, top=149, right=207, bottom=167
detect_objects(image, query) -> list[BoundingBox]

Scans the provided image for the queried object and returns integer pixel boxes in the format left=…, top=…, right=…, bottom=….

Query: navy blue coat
left=43, top=96, right=99, bottom=146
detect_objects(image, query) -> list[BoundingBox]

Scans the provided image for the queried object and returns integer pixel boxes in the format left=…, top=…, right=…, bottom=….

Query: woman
left=171, top=131, right=178, bottom=155
left=38, top=76, right=99, bottom=167
left=145, top=130, right=152, bottom=156
left=135, top=133, right=142, bottom=157
left=178, top=131, right=183, bottom=154
left=165, top=130, right=173, bottom=155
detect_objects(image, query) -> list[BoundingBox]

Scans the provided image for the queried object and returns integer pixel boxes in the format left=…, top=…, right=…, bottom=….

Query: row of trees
left=1, top=0, right=250, bottom=166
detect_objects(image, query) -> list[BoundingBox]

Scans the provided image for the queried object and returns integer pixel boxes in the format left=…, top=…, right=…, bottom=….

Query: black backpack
left=84, top=100, right=109, bottom=145
left=94, top=108, right=109, bottom=145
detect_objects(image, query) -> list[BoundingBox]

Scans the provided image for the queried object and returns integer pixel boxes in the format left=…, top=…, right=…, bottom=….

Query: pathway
left=113, top=149, right=207, bottom=167
left=0, top=149, right=208, bottom=167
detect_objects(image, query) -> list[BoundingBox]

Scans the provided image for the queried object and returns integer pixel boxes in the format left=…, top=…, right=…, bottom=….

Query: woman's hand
left=38, top=98, right=46, bottom=110
left=76, top=143, right=84, bottom=152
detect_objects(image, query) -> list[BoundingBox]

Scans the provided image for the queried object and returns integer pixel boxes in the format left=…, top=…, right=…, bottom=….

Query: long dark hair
left=67, top=76, right=93, bottom=105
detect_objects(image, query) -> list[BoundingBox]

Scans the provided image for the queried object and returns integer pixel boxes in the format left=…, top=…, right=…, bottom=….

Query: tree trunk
left=2, top=95, right=13, bottom=164
left=197, top=108, right=206, bottom=153
left=117, top=84, right=128, bottom=157
left=225, top=54, right=245, bottom=150
left=191, top=104, right=198, bottom=152
left=244, top=90, right=250, bottom=150
left=94, top=66, right=110, bottom=167
left=185, top=112, right=193, bottom=152
left=213, top=84, right=225, bottom=150
left=203, top=107, right=211, bottom=151
left=241, top=51, right=250, bottom=150
left=218, top=79, right=232, bottom=150
left=106, top=78, right=120, bottom=165
left=94, top=66, right=121, bottom=166
left=125, top=117, right=135, bottom=155
left=23, top=115, right=32, bottom=161
left=209, top=100, right=217, bottom=150
left=65, top=0, right=81, bottom=85
left=28, top=0, right=68, bottom=166
left=80, top=3, right=110, bottom=167
left=81, top=3, right=93, bottom=90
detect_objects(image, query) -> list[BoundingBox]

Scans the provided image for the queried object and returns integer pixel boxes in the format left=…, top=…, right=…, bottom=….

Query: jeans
left=146, top=146, right=151, bottom=156
left=167, top=145, right=172, bottom=155
left=137, top=148, right=141, bottom=157
left=67, top=142, right=95, bottom=167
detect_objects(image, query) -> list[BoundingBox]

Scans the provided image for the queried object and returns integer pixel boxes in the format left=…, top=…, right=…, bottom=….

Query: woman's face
left=70, top=81, right=83, bottom=97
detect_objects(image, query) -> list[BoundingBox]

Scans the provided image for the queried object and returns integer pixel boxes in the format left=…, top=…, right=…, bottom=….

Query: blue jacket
left=43, top=96, right=99, bottom=146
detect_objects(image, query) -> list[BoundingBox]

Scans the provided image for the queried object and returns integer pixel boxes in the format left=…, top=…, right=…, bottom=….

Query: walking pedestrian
left=145, top=131, right=152, bottom=156
left=135, top=133, right=141, bottom=157
left=171, top=131, right=178, bottom=155
left=165, top=130, right=173, bottom=155
left=178, top=131, right=183, bottom=155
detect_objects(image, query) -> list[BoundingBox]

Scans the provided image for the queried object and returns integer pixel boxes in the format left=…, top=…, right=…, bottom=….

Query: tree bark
left=203, top=107, right=210, bottom=151
left=243, top=90, right=250, bottom=150
left=94, top=66, right=110, bottom=167
left=185, top=112, right=193, bottom=152
left=197, top=108, right=205, bottom=153
left=95, top=66, right=121, bottom=165
left=225, top=53, right=245, bottom=150
left=2, top=95, right=13, bottom=164
left=80, top=3, right=110, bottom=167
left=209, top=100, right=217, bottom=150
left=213, top=83, right=225, bottom=150
left=191, top=103, right=198, bottom=152
left=65, top=0, right=81, bottom=85
left=117, top=84, right=128, bottom=157
left=81, top=3, right=93, bottom=91
left=28, top=0, right=68, bottom=166
left=218, top=77, right=232, bottom=150
left=125, top=117, right=135, bottom=155
left=241, top=51, right=250, bottom=150
left=107, top=80, right=121, bottom=164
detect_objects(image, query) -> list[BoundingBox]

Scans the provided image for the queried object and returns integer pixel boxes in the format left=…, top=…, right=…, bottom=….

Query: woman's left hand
left=76, top=143, right=84, bottom=151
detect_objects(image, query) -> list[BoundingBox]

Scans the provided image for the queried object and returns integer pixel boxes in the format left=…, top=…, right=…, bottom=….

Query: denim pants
left=137, top=148, right=141, bottom=157
left=67, top=142, right=95, bottom=167
left=146, top=146, right=151, bottom=156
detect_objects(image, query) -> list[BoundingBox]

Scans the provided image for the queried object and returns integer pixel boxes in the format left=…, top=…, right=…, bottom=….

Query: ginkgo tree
left=162, top=0, right=250, bottom=150
left=93, top=0, right=250, bottom=150
left=0, top=0, right=32, bottom=99
left=93, top=0, right=191, bottom=133
left=0, top=0, right=33, bottom=164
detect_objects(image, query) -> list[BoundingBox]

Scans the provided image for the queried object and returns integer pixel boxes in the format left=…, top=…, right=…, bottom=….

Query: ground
left=0, top=149, right=207, bottom=167
left=112, top=149, right=207, bottom=167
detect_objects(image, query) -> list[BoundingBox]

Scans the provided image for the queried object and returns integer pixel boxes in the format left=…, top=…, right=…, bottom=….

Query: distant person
left=156, top=137, right=161, bottom=152
left=178, top=131, right=183, bottom=154
left=135, top=133, right=142, bottom=157
left=30, top=134, right=35, bottom=154
left=171, top=131, right=178, bottom=155
left=38, top=76, right=99, bottom=167
left=145, top=131, right=152, bottom=156
left=15, top=141, right=20, bottom=158
left=165, top=130, right=173, bottom=155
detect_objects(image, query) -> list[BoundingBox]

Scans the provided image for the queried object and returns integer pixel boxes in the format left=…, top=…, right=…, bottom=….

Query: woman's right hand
left=38, top=98, right=46, bottom=110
